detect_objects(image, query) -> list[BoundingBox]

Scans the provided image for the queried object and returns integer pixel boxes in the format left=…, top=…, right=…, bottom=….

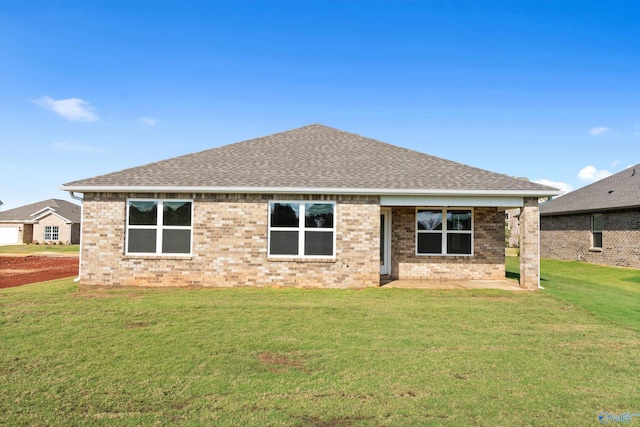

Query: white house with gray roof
left=541, top=164, right=640, bottom=268
left=0, top=199, right=81, bottom=245
left=61, top=124, right=559, bottom=289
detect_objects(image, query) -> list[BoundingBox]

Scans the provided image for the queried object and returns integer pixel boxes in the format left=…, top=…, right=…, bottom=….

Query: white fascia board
left=30, top=211, right=73, bottom=224
left=59, top=185, right=562, bottom=198
left=30, top=207, right=55, bottom=217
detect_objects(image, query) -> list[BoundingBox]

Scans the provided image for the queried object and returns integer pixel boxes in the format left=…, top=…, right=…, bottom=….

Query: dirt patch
left=257, top=352, right=311, bottom=373
left=0, top=255, right=79, bottom=288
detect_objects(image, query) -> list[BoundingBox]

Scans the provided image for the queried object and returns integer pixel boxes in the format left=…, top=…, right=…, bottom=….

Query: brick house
left=61, top=124, right=558, bottom=289
left=0, top=199, right=81, bottom=245
left=540, top=164, right=640, bottom=268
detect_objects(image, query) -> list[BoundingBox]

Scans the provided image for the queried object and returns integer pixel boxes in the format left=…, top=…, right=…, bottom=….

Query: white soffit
left=380, top=195, right=524, bottom=207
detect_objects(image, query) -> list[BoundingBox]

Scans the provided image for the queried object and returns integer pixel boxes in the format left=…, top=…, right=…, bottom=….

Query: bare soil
left=0, top=254, right=79, bottom=288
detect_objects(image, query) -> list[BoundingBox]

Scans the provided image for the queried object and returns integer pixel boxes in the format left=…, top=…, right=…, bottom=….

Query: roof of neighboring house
left=0, top=199, right=81, bottom=223
left=62, top=124, right=559, bottom=196
left=540, top=164, right=640, bottom=216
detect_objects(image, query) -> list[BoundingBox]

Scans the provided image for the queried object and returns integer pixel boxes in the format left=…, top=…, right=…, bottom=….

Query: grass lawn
left=2, top=261, right=640, bottom=426
left=0, top=244, right=80, bottom=254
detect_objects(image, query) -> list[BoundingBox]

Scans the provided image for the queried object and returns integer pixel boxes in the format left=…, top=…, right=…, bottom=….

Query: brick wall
left=519, top=198, right=540, bottom=289
left=79, top=193, right=380, bottom=288
left=33, top=214, right=73, bottom=244
left=390, top=207, right=506, bottom=280
left=541, top=209, right=640, bottom=268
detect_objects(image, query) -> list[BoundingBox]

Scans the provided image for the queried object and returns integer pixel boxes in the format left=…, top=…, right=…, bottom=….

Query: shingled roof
left=540, top=164, right=640, bottom=216
left=0, top=199, right=81, bottom=223
left=62, top=124, right=558, bottom=196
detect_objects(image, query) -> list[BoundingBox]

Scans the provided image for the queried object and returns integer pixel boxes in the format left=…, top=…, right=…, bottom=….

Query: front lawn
left=0, top=244, right=80, bottom=254
left=1, top=261, right=639, bottom=426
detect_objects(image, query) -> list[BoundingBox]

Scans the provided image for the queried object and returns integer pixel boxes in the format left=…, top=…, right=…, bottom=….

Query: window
left=268, top=201, right=335, bottom=257
left=416, top=208, right=473, bottom=255
left=44, top=226, right=59, bottom=241
left=126, top=199, right=192, bottom=255
left=592, top=214, right=603, bottom=249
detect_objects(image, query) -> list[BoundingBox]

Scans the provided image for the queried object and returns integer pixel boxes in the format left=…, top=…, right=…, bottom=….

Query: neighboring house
left=540, top=164, right=640, bottom=269
left=60, top=124, right=558, bottom=289
left=505, top=208, right=521, bottom=248
left=0, top=199, right=81, bottom=245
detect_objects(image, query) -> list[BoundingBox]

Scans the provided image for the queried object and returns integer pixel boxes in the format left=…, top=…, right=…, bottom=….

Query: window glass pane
left=162, top=229, right=191, bottom=254
left=593, top=232, right=603, bottom=248
left=163, top=201, right=192, bottom=226
left=270, top=203, right=300, bottom=227
left=447, top=210, right=472, bottom=231
left=128, top=229, right=157, bottom=253
left=417, top=233, right=442, bottom=254
left=592, top=214, right=602, bottom=231
left=129, top=201, right=158, bottom=225
left=305, top=203, right=334, bottom=228
left=417, top=210, right=442, bottom=230
left=270, top=231, right=299, bottom=255
left=447, top=233, right=472, bottom=254
left=305, top=231, right=333, bottom=256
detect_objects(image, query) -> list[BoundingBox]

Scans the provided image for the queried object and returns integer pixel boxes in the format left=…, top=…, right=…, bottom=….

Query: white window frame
left=591, top=213, right=603, bottom=250
left=415, top=207, right=474, bottom=256
left=268, top=201, right=336, bottom=259
left=125, top=198, right=193, bottom=256
left=44, top=225, right=59, bottom=241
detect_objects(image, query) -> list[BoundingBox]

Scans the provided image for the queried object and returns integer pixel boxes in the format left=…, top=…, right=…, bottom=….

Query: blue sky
left=1, top=0, right=639, bottom=210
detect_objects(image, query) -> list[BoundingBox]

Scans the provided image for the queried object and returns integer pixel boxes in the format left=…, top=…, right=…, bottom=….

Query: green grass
left=2, top=262, right=640, bottom=426
left=0, top=244, right=80, bottom=254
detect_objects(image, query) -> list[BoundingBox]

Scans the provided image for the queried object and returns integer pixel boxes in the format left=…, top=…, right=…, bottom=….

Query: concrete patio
left=380, top=278, right=527, bottom=291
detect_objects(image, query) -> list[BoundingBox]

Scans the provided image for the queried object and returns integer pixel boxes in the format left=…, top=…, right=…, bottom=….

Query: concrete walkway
left=380, top=278, right=527, bottom=291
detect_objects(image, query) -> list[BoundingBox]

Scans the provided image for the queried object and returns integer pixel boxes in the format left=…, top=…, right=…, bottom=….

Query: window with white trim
left=126, top=199, right=193, bottom=255
left=44, top=225, right=59, bottom=241
left=416, top=208, right=473, bottom=255
left=592, top=214, right=603, bottom=249
left=268, top=201, right=335, bottom=257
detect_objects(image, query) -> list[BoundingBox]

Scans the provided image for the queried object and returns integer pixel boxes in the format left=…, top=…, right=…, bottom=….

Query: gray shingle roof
left=540, top=164, right=640, bottom=216
left=0, top=199, right=81, bottom=223
left=62, top=124, right=558, bottom=195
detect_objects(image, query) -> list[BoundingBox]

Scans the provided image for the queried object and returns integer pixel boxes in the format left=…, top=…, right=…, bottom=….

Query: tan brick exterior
left=80, top=193, right=380, bottom=288
left=78, top=193, right=536, bottom=288
left=389, top=207, right=506, bottom=280
left=32, top=214, right=77, bottom=244
left=541, top=209, right=640, bottom=268
left=519, top=198, right=540, bottom=289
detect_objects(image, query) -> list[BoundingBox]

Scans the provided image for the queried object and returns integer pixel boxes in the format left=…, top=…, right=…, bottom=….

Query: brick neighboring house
left=540, top=164, right=640, bottom=268
left=60, top=124, right=558, bottom=289
left=0, top=199, right=81, bottom=245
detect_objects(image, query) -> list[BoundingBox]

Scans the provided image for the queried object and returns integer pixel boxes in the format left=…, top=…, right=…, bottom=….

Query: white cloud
left=611, top=160, right=621, bottom=167
left=589, top=126, right=610, bottom=136
left=140, top=117, right=157, bottom=126
left=533, top=179, right=572, bottom=194
left=34, top=96, right=98, bottom=122
left=51, top=142, right=103, bottom=153
left=578, top=165, right=611, bottom=183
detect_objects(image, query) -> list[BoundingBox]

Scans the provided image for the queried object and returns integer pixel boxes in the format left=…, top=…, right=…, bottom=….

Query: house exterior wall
left=389, top=206, right=506, bottom=280
left=541, top=209, right=640, bottom=269
left=33, top=214, right=73, bottom=244
left=79, top=192, right=380, bottom=288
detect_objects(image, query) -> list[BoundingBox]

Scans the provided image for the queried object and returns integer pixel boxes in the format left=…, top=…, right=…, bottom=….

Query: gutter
left=68, top=192, right=83, bottom=283
left=59, top=185, right=562, bottom=198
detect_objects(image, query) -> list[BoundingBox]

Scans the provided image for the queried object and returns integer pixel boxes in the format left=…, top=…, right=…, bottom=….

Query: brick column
left=519, top=197, right=540, bottom=290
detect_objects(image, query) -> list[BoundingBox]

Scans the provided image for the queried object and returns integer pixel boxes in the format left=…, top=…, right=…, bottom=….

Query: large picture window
left=416, top=208, right=473, bottom=255
left=268, top=201, right=335, bottom=257
left=126, top=199, right=193, bottom=255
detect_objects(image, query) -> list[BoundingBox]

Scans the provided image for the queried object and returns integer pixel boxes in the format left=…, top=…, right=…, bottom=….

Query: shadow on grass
left=506, top=271, right=520, bottom=281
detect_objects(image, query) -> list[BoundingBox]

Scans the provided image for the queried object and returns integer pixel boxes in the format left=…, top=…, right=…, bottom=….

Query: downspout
left=69, top=191, right=83, bottom=283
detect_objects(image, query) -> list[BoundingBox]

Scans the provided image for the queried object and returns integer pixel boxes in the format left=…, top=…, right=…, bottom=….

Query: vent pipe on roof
left=632, top=168, right=637, bottom=177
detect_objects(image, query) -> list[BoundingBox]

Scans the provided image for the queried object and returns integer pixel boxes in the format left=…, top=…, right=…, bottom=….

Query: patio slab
left=380, top=278, right=527, bottom=291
